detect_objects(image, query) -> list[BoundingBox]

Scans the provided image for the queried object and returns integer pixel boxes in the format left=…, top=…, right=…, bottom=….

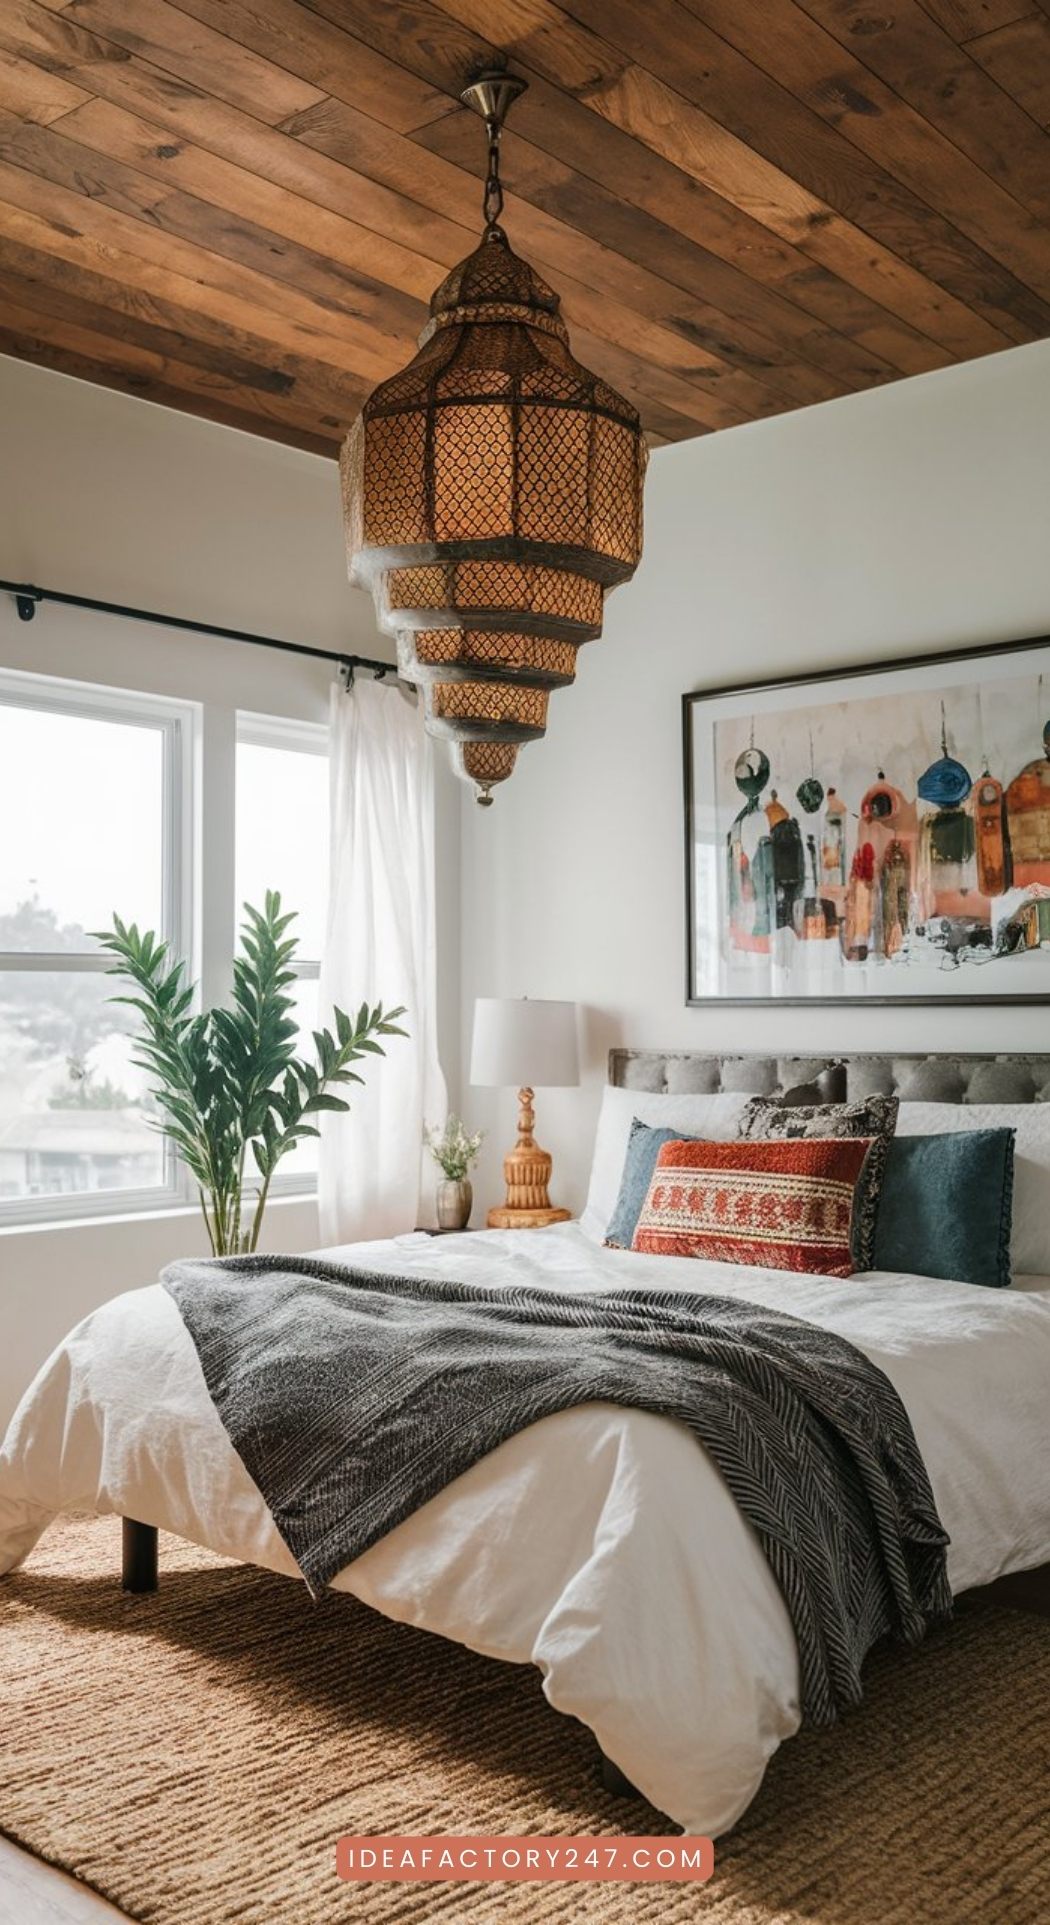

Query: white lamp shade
left=471, top=998, right=579, bottom=1090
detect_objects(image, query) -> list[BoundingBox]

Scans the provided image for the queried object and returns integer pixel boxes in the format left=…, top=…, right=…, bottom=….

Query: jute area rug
left=1, top=1516, right=1048, bottom=1925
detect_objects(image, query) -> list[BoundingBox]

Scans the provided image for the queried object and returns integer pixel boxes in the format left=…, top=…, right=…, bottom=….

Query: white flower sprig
left=424, top=1114, right=484, bottom=1181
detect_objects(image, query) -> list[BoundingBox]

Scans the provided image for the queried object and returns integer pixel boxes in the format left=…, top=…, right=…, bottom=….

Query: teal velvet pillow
left=605, top=1120, right=698, bottom=1248
left=873, top=1128, right=1015, bottom=1288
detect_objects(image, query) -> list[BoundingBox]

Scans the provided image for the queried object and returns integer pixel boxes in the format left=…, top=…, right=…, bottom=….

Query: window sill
left=0, top=1191, right=317, bottom=1239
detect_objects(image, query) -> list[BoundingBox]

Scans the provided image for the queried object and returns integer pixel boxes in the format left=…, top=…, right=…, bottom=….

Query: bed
left=2, top=1049, right=1050, bottom=1838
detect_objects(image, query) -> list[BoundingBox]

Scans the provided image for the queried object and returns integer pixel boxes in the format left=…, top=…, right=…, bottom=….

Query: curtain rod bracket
left=341, top=657, right=394, bottom=689
left=15, top=587, right=40, bottom=622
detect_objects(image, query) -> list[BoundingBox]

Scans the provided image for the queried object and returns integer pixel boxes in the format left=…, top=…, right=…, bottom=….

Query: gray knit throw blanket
left=162, top=1254, right=952, bottom=1726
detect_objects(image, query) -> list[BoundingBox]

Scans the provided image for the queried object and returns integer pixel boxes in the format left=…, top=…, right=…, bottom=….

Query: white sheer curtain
left=318, top=675, right=446, bottom=1244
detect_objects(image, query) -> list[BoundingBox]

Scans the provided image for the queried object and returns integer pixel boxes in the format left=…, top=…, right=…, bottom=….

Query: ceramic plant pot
left=436, top=1177, right=472, bottom=1231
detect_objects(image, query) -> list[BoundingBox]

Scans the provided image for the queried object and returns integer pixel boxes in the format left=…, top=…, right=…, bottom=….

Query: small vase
left=436, top=1177, right=472, bottom=1231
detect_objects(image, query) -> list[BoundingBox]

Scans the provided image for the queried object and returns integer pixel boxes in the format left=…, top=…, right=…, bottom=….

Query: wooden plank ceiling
left=1, top=0, right=1049, bottom=455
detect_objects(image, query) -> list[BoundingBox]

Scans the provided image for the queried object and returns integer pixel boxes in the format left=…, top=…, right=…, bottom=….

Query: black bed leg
left=599, top=1749, right=639, bottom=1799
left=121, top=1518, right=158, bottom=1593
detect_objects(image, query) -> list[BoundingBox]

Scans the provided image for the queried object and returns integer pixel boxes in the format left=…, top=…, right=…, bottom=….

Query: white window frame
left=235, top=709, right=328, bottom=1200
left=0, top=666, right=199, bottom=1228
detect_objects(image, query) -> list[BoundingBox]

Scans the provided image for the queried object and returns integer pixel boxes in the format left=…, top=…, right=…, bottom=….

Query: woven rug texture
left=1, top=1516, right=1048, bottom=1924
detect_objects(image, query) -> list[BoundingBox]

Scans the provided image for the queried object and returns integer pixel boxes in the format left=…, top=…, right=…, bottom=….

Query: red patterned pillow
left=631, top=1137, right=874, bottom=1279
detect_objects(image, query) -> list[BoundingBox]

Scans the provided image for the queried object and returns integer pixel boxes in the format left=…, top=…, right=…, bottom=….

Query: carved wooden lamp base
left=487, top=1086, right=571, bottom=1231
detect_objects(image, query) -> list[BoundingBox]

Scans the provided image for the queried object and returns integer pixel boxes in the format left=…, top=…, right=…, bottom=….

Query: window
left=0, top=671, right=331, bottom=1229
left=0, top=670, right=194, bottom=1225
left=235, top=713, right=329, bottom=1188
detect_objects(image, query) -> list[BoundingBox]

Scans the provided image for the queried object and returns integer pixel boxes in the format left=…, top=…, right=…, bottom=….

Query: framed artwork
left=683, top=634, right=1050, bottom=1006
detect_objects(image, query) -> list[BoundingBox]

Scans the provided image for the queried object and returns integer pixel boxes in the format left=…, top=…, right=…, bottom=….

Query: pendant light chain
left=482, top=116, right=505, bottom=238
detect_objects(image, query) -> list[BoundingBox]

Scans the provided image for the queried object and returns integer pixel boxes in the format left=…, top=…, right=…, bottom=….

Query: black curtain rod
left=0, top=579, right=398, bottom=683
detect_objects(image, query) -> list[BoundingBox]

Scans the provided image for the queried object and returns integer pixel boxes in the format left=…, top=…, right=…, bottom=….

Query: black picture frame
left=683, top=631, right=1050, bottom=1008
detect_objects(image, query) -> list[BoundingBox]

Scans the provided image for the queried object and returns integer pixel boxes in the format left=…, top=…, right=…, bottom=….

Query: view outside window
left=0, top=699, right=169, bottom=1205
left=235, top=725, right=329, bottom=1181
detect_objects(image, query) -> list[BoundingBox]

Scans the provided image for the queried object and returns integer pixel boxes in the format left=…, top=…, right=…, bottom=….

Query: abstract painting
left=684, top=636, right=1050, bottom=1004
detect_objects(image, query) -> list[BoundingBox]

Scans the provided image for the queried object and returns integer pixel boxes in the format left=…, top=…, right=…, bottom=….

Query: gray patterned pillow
left=738, top=1095, right=900, bottom=1273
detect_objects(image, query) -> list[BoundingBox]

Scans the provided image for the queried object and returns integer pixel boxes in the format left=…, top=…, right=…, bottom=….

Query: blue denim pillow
left=604, top=1120, right=699, bottom=1249
left=873, top=1128, right=1015, bottom=1288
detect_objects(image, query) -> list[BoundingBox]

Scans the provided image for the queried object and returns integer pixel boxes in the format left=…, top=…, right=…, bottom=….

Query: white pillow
left=581, top=1086, right=751, bottom=1240
left=896, top=1101, right=1050, bottom=1278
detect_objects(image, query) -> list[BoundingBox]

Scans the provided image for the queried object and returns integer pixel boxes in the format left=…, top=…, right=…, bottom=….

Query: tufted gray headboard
left=608, top=1050, right=1050, bottom=1106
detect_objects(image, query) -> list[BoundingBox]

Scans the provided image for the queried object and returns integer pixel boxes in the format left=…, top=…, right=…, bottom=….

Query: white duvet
left=2, top=1221, right=1050, bottom=1837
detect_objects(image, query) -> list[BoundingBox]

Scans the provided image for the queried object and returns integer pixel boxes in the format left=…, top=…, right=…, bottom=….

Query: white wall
left=461, top=339, right=1050, bottom=1214
left=0, top=355, right=366, bottom=655
left=0, top=356, right=461, bottom=1425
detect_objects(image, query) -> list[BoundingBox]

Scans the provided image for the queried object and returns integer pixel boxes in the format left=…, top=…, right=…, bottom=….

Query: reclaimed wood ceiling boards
left=1, top=0, right=1049, bottom=454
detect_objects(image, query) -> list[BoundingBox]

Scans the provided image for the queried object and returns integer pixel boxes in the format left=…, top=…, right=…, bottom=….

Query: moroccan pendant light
left=340, top=67, right=648, bottom=804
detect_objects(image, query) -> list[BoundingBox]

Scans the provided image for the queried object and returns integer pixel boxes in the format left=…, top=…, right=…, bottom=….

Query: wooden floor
left=0, top=1837, right=130, bottom=1924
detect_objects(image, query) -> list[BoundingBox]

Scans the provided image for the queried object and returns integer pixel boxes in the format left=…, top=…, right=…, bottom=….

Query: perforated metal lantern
left=340, top=70, right=647, bottom=804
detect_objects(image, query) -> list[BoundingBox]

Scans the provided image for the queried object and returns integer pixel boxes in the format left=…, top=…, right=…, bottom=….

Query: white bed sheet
left=2, top=1222, right=1050, bottom=1837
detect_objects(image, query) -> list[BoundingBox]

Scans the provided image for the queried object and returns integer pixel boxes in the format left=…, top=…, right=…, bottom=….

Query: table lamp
left=470, top=997, right=579, bottom=1229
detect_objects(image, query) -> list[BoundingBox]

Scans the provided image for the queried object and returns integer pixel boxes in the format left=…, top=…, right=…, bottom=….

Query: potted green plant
left=424, top=1116, right=484, bottom=1231
left=94, top=892, right=405, bottom=1255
